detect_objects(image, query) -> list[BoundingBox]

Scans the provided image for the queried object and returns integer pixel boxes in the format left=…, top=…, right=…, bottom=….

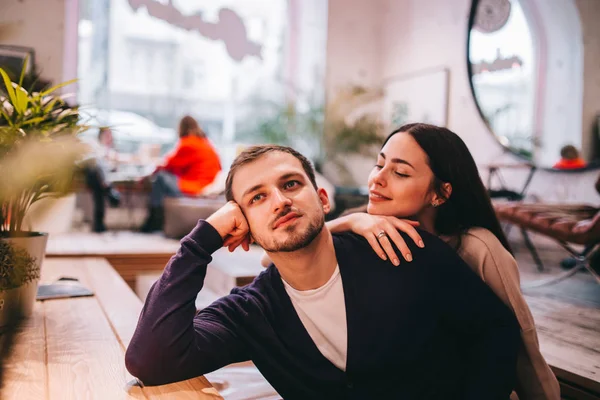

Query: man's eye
left=374, top=164, right=383, bottom=169
left=250, top=194, right=264, bottom=204
left=283, top=180, right=299, bottom=189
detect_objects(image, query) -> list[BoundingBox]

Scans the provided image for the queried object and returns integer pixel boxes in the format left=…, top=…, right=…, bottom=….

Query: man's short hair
left=225, top=145, right=318, bottom=201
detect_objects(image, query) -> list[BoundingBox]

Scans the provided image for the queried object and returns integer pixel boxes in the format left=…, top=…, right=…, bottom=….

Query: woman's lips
left=369, top=191, right=391, bottom=202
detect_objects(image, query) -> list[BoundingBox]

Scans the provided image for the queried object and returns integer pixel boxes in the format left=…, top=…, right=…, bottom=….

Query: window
left=78, top=0, right=328, bottom=164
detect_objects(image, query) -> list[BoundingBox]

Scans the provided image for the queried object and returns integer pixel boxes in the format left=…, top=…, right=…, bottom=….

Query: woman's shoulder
left=458, top=228, right=515, bottom=273
left=461, top=227, right=506, bottom=252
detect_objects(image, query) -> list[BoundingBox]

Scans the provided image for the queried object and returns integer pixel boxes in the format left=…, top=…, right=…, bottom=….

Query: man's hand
left=206, top=201, right=252, bottom=252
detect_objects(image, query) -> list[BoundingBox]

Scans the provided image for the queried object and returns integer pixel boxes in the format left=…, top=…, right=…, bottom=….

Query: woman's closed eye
left=374, top=164, right=409, bottom=177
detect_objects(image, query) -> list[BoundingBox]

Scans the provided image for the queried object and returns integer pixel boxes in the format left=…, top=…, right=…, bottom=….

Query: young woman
left=140, top=116, right=221, bottom=232
left=327, top=123, right=560, bottom=400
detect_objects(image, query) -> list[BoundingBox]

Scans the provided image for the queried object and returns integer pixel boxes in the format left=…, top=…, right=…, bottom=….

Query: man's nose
left=271, top=189, right=292, bottom=213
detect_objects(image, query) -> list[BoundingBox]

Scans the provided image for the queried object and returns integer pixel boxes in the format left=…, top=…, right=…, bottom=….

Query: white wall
left=325, top=0, right=384, bottom=95
left=326, top=0, right=600, bottom=203
left=576, top=0, right=600, bottom=161
left=525, top=0, right=583, bottom=167
left=0, top=0, right=70, bottom=86
left=324, top=0, right=386, bottom=184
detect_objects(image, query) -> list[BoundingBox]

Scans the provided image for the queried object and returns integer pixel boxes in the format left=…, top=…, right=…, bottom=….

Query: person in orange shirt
left=552, top=145, right=587, bottom=170
left=140, top=116, right=221, bottom=232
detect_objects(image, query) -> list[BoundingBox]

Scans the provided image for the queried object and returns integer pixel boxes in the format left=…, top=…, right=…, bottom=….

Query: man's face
left=231, top=152, right=330, bottom=252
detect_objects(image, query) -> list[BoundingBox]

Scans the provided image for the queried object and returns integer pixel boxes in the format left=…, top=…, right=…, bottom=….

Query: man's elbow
left=125, top=345, right=166, bottom=386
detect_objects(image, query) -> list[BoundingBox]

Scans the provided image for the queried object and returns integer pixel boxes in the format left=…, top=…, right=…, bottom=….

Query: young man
left=126, top=145, right=520, bottom=400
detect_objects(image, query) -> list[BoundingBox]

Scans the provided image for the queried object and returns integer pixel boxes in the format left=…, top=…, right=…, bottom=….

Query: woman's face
left=367, top=132, right=436, bottom=218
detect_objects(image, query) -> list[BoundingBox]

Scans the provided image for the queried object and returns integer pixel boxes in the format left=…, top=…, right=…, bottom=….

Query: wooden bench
left=0, top=257, right=222, bottom=399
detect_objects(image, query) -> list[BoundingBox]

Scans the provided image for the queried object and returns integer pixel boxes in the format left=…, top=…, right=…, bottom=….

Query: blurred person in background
left=140, top=115, right=221, bottom=233
left=553, top=145, right=587, bottom=170
left=83, top=127, right=124, bottom=232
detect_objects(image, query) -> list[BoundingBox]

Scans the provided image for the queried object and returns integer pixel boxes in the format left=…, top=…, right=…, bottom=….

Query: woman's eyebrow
left=380, top=152, right=415, bottom=169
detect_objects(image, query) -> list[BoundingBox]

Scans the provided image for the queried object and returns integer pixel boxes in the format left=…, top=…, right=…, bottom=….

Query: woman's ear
left=441, top=182, right=452, bottom=201
left=432, top=182, right=452, bottom=206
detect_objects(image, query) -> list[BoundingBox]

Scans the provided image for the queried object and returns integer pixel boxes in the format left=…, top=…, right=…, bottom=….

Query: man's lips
left=273, top=212, right=301, bottom=229
left=369, top=190, right=392, bottom=202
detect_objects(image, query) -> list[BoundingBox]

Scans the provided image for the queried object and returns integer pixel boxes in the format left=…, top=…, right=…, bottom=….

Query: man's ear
left=317, top=187, right=331, bottom=214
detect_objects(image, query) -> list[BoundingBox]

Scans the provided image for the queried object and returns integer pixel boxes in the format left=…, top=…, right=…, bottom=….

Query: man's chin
left=262, top=223, right=324, bottom=253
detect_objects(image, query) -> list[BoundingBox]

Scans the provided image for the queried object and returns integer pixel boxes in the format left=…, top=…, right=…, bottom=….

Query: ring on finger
left=376, top=231, right=387, bottom=239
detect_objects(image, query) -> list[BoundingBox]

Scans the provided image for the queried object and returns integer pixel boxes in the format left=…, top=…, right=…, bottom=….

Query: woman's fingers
left=376, top=230, right=401, bottom=266
left=404, top=219, right=421, bottom=227
left=365, top=232, right=388, bottom=261
left=391, top=219, right=424, bottom=248
left=381, top=222, right=411, bottom=264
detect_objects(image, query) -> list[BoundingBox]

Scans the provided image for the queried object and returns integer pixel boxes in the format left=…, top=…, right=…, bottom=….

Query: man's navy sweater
left=126, top=221, right=520, bottom=400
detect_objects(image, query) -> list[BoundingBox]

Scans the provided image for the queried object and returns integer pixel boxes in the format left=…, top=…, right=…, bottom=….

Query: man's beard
left=255, top=209, right=325, bottom=252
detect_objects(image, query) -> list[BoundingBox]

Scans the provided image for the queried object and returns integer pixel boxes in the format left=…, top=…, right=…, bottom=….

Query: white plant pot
left=0, top=233, right=48, bottom=329
left=22, top=194, right=76, bottom=234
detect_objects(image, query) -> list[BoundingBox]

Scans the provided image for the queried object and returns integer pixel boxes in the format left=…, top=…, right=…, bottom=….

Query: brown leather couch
left=494, top=174, right=600, bottom=286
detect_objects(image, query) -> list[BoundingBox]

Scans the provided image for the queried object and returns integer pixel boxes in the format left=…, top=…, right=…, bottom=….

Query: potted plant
left=240, top=85, right=384, bottom=185
left=321, top=85, right=384, bottom=184
left=0, top=61, right=87, bottom=327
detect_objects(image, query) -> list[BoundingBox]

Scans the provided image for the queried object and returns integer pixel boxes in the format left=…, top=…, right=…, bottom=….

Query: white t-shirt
left=282, top=265, right=348, bottom=371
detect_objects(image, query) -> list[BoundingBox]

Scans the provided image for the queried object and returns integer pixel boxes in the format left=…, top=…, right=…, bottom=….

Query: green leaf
left=20, top=116, right=46, bottom=126
left=39, top=79, right=77, bottom=98
left=42, top=97, right=60, bottom=113
left=14, top=86, right=29, bottom=115
left=18, top=56, right=29, bottom=87
left=0, top=68, right=18, bottom=110
left=0, top=107, right=14, bottom=127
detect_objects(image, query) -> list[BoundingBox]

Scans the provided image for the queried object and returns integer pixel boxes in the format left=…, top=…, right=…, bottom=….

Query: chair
left=494, top=202, right=600, bottom=288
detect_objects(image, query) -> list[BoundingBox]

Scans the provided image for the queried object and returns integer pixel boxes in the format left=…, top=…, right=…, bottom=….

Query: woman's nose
left=371, top=168, right=387, bottom=187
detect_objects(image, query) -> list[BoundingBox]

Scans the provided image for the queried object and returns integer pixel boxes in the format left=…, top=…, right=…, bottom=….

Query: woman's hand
left=339, top=213, right=424, bottom=266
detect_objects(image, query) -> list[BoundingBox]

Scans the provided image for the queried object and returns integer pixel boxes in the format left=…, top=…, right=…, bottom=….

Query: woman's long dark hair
left=383, top=123, right=512, bottom=253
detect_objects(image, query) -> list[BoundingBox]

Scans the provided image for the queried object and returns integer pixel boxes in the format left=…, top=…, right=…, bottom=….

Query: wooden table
left=46, top=232, right=180, bottom=290
left=1, top=257, right=222, bottom=399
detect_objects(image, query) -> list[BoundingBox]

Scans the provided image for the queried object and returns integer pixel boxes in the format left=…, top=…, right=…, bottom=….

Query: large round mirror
left=468, top=0, right=600, bottom=169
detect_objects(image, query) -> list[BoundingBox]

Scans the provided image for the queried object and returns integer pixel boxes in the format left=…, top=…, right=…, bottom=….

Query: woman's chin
left=367, top=202, right=387, bottom=215
left=368, top=202, right=414, bottom=218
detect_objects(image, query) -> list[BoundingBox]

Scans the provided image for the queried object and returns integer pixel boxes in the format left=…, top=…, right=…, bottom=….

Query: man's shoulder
left=332, top=229, right=467, bottom=280
left=332, top=229, right=453, bottom=257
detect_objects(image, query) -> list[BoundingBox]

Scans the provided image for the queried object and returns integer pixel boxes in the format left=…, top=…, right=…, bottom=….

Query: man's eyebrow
left=241, top=172, right=305, bottom=199
left=279, top=172, right=305, bottom=182
left=242, top=183, right=265, bottom=199
left=380, top=152, right=415, bottom=169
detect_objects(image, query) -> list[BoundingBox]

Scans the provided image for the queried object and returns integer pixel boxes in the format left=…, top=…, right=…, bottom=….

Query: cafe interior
left=0, top=0, right=599, bottom=399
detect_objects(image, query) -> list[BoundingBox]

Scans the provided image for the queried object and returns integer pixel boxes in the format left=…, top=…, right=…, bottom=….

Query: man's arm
left=125, top=203, right=253, bottom=385
left=431, top=241, right=520, bottom=400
